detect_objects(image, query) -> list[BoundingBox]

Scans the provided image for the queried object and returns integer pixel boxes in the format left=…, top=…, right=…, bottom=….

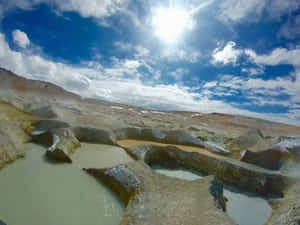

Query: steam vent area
left=1, top=70, right=300, bottom=225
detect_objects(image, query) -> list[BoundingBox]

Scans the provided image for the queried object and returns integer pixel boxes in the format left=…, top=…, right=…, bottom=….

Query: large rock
left=241, top=139, right=300, bottom=172
left=0, top=101, right=35, bottom=168
left=241, top=149, right=292, bottom=170
left=32, top=128, right=80, bottom=162
left=271, top=139, right=300, bottom=161
left=72, top=126, right=116, bottom=145
left=0, top=127, right=21, bottom=168
left=227, top=128, right=278, bottom=153
left=86, top=160, right=235, bottom=225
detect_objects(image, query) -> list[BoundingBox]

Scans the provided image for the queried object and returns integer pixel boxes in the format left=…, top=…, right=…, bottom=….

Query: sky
left=0, top=0, right=300, bottom=125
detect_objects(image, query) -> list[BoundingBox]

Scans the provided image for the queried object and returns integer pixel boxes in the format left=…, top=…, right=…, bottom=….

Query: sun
left=152, top=7, right=191, bottom=43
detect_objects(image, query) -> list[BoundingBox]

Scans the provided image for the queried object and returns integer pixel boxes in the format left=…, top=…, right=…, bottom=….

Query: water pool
left=152, top=167, right=272, bottom=225
left=71, top=143, right=133, bottom=169
left=0, top=143, right=124, bottom=225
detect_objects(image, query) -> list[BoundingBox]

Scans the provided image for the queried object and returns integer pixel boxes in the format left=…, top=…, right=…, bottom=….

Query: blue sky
left=0, top=0, right=300, bottom=125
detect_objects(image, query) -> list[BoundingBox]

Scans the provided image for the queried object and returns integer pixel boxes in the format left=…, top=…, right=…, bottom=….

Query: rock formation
left=32, top=128, right=80, bottom=162
left=86, top=161, right=235, bottom=225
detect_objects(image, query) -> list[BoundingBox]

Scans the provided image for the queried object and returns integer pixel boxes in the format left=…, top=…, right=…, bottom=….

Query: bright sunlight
left=152, top=7, right=191, bottom=43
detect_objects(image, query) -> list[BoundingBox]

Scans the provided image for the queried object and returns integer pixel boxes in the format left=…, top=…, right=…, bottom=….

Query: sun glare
left=152, top=7, right=191, bottom=43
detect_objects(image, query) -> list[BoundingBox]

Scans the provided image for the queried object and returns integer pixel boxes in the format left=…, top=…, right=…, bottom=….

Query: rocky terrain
left=1, top=67, right=300, bottom=225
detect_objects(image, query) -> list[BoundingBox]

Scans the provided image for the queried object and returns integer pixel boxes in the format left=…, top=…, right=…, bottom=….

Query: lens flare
left=152, top=0, right=214, bottom=43
left=152, top=7, right=190, bottom=43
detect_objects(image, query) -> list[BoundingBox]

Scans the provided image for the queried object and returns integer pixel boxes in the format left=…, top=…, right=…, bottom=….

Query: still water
left=152, top=167, right=272, bottom=225
left=0, top=143, right=124, bottom=225
left=71, top=143, right=133, bottom=169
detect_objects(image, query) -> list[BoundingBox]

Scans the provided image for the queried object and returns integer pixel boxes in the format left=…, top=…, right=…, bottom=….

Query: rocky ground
left=1, top=67, right=300, bottom=225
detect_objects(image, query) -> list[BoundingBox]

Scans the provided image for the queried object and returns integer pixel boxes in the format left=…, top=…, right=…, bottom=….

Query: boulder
left=271, top=139, right=300, bottom=161
left=72, top=127, right=116, bottom=145
left=227, top=128, right=277, bottom=152
left=32, top=128, right=80, bottom=162
left=241, top=149, right=292, bottom=170
left=0, top=124, right=29, bottom=168
left=0, top=100, right=35, bottom=168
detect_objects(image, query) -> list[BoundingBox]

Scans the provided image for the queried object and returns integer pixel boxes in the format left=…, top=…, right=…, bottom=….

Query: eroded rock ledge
left=114, top=127, right=231, bottom=155
left=86, top=160, right=235, bottom=225
left=125, top=144, right=290, bottom=195
left=0, top=101, right=37, bottom=168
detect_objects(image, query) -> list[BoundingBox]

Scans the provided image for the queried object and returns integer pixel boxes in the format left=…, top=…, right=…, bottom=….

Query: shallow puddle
left=71, top=143, right=133, bottom=169
left=224, top=186, right=272, bottom=225
left=0, top=143, right=124, bottom=225
left=152, top=167, right=272, bottom=225
left=117, top=139, right=224, bottom=158
left=152, top=166, right=204, bottom=181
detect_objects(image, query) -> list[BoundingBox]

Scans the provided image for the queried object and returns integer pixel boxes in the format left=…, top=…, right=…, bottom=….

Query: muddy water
left=117, top=139, right=224, bottom=158
left=152, top=167, right=272, bottom=225
left=71, top=143, right=133, bottom=169
left=0, top=143, right=124, bottom=225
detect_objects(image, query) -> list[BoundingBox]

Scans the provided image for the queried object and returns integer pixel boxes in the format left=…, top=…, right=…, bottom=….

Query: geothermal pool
left=117, top=139, right=224, bottom=158
left=0, top=143, right=124, bottom=225
left=71, top=143, right=133, bottom=169
left=152, top=167, right=272, bottom=225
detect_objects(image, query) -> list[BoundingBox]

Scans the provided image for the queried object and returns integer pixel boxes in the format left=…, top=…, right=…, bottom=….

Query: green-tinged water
left=0, top=143, right=124, bottom=225
left=71, top=143, right=133, bottom=169
left=224, top=186, right=272, bottom=225
left=152, top=167, right=272, bottom=225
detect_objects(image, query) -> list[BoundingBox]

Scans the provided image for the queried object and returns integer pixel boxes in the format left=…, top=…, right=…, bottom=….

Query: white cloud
left=218, top=0, right=264, bottom=23
left=169, top=68, right=189, bottom=81
left=1, top=0, right=129, bottom=21
left=204, top=71, right=300, bottom=110
left=103, top=59, right=142, bottom=78
left=114, top=41, right=133, bottom=51
left=212, top=41, right=300, bottom=68
left=241, top=67, right=264, bottom=76
left=114, top=41, right=150, bottom=58
left=218, top=0, right=300, bottom=23
left=203, top=81, right=217, bottom=88
left=51, top=0, right=129, bottom=18
left=246, top=47, right=300, bottom=67
left=12, top=30, right=30, bottom=48
left=161, top=46, right=201, bottom=63
left=211, top=41, right=243, bottom=65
